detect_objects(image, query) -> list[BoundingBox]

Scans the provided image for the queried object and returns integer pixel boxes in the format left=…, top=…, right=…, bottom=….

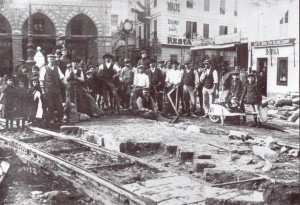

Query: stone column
left=11, top=34, right=23, bottom=74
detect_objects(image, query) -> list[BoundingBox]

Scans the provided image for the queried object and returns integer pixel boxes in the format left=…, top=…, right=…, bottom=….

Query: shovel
left=167, top=85, right=179, bottom=123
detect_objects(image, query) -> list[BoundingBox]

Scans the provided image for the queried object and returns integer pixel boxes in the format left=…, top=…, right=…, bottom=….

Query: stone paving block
left=122, top=183, right=145, bottom=192
left=60, top=125, right=81, bottom=135
left=194, top=159, right=216, bottom=172
left=81, top=131, right=103, bottom=145
left=158, top=198, right=186, bottom=205
left=101, top=133, right=124, bottom=152
left=196, top=154, right=212, bottom=159
left=162, top=143, right=178, bottom=155
left=177, top=149, right=194, bottom=161
left=205, top=189, right=264, bottom=205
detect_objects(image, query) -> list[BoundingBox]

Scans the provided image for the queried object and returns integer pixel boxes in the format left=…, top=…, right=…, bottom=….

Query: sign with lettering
left=266, top=48, right=279, bottom=55
left=167, top=2, right=180, bottom=12
left=214, top=33, right=240, bottom=45
left=167, top=37, right=192, bottom=46
left=253, top=38, right=295, bottom=47
left=167, top=19, right=180, bottom=37
left=261, top=41, right=268, bottom=46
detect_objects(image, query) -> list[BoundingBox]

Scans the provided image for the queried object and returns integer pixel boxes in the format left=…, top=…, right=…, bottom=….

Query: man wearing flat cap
left=200, top=58, right=218, bottom=117
left=119, top=58, right=134, bottom=109
left=15, top=57, right=26, bottom=74
left=137, top=50, right=150, bottom=72
left=98, top=53, right=121, bottom=111
left=39, top=54, right=65, bottom=123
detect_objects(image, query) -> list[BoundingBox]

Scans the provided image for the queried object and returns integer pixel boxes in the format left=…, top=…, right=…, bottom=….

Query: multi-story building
left=241, top=0, right=299, bottom=96
left=0, top=0, right=113, bottom=74
left=134, top=0, right=241, bottom=66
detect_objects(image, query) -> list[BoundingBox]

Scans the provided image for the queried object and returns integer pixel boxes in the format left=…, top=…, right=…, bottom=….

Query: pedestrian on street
left=136, top=87, right=158, bottom=120
left=219, top=61, right=232, bottom=105
left=39, top=54, right=65, bottom=123
left=200, top=58, right=218, bottom=117
left=229, top=70, right=243, bottom=109
left=182, top=60, right=199, bottom=117
left=240, top=73, right=262, bottom=127
left=196, top=62, right=205, bottom=111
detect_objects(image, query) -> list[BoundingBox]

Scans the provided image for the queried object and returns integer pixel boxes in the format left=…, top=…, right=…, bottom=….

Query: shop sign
left=167, top=19, right=180, bottom=37
left=266, top=48, right=279, bottom=55
left=253, top=38, right=295, bottom=47
left=261, top=41, right=268, bottom=46
left=193, top=38, right=214, bottom=46
left=167, top=2, right=180, bottom=12
left=214, top=33, right=240, bottom=45
left=167, top=37, right=192, bottom=46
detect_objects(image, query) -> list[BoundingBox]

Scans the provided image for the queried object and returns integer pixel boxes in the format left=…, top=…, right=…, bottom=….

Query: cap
left=124, top=58, right=130, bottom=63
left=165, top=60, right=172, bottom=64
left=31, top=76, right=39, bottom=82
left=203, top=59, right=211, bottom=65
left=61, top=48, right=68, bottom=52
left=103, top=53, right=113, bottom=59
left=55, top=49, right=61, bottom=54
left=140, top=50, right=147, bottom=54
left=231, top=70, right=240, bottom=75
left=149, top=59, right=156, bottom=63
left=137, top=65, right=145, bottom=70
left=158, top=60, right=165, bottom=64
left=18, top=58, right=25, bottom=63
left=87, top=64, right=96, bottom=69
left=85, top=70, right=94, bottom=75
left=184, top=60, right=190, bottom=65
left=4, top=74, right=13, bottom=81
left=70, top=58, right=80, bottom=63
left=47, top=54, right=56, bottom=59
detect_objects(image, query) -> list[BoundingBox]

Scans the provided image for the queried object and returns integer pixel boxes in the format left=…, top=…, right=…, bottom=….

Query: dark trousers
left=45, top=88, right=64, bottom=121
left=149, top=86, right=163, bottom=112
left=197, top=85, right=203, bottom=109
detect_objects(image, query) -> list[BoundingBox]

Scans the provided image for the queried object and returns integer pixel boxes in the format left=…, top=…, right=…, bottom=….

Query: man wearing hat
left=131, top=65, right=149, bottom=110
left=219, top=61, right=232, bottom=105
left=59, top=48, right=70, bottom=75
left=56, top=35, right=66, bottom=50
left=39, top=54, right=65, bottom=123
left=145, top=59, right=164, bottom=111
left=200, top=58, right=218, bottom=117
left=229, top=69, right=243, bottom=108
left=196, top=62, right=205, bottom=111
left=119, top=58, right=134, bottom=109
left=181, top=60, right=199, bottom=117
left=15, top=57, right=26, bottom=74
left=137, top=50, right=150, bottom=72
left=136, top=87, right=158, bottom=120
left=98, top=53, right=121, bottom=111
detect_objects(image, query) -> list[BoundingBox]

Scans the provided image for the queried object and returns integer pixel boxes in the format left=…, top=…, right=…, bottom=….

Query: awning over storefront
left=191, top=43, right=236, bottom=50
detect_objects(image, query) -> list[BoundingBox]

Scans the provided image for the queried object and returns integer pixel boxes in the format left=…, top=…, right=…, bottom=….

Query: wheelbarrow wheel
left=208, top=107, right=220, bottom=123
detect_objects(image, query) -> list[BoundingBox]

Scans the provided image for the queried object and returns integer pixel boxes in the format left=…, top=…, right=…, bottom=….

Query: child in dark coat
left=1, top=75, right=17, bottom=130
left=240, top=73, right=262, bottom=127
left=15, top=80, right=29, bottom=128
left=229, top=70, right=243, bottom=109
left=28, top=76, right=44, bottom=125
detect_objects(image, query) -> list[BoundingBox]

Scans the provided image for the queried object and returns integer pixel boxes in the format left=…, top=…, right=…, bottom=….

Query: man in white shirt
left=39, top=54, right=65, bottom=123
left=131, top=65, right=149, bottom=110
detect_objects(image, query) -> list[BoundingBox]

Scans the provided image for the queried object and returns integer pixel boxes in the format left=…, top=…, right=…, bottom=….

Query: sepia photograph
left=0, top=0, right=299, bottom=204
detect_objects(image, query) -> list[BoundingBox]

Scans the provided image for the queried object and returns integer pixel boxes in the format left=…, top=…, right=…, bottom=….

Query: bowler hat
left=103, top=53, right=113, bottom=59
left=247, top=73, right=256, bottom=78
left=203, top=59, right=211, bottom=65
left=47, top=54, right=56, bottom=59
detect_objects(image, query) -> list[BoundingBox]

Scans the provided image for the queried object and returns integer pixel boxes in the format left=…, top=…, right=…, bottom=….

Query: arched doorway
left=0, top=14, right=12, bottom=75
left=65, top=14, right=98, bottom=63
left=22, top=12, right=56, bottom=59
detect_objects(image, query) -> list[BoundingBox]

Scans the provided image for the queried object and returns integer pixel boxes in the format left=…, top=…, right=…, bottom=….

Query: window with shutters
left=204, top=0, right=210, bottom=11
left=220, top=0, right=225, bottom=14
left=186, top=21, right=197, bottom=39
left=203, top=23, right=209, bottom=38
left=219, top=25, right=228, bottom=35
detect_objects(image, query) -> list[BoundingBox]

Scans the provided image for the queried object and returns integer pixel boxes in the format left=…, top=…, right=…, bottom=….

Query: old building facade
left=0, top=0, right=113, bottom=74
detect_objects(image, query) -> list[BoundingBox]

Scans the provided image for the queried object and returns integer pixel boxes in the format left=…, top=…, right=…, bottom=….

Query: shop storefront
left=250, top=38, right=299, bottom=96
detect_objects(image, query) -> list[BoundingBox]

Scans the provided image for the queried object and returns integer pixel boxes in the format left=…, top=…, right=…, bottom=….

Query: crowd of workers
left=0, top=48, right=267, bottom=130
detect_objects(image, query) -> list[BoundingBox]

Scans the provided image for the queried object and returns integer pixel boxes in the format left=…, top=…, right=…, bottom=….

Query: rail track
left=0, top=123, right=170, bottom=205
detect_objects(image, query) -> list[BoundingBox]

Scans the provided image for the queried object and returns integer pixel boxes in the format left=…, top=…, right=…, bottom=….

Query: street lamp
left=26, top=3, right=36, bottom=75
left=122, top=19, right=133, bottom=58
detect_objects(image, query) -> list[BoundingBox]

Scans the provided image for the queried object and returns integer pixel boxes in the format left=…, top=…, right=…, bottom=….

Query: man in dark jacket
left=145, top=59, right=164, bottom=111
left=136, top=87, right=158, bottom=120
left=137, top=50, right=150, bottom=72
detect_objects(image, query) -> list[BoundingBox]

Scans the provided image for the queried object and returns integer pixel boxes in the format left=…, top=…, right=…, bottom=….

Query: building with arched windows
left=0, top=0, right=113, bottom=75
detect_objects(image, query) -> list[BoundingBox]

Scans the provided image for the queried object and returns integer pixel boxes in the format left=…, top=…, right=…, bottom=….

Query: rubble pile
left=265, top=92, right=300, bottom=123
